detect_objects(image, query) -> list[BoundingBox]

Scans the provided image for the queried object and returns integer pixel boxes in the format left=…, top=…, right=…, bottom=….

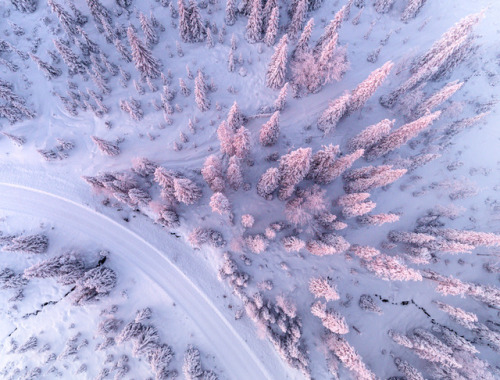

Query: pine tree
left=348, top=119, right=394, bottom=152
left=288, top=0, right=307, bottom=41
left=259, top=111, right=280, bottom=146
left=317, top=92, right=350, bottom=134
left=47, top=0, right=77, bottom=38
left=401, top=0, right=428, bottom=23
left=30, top=54, right=62, bottom=79
left=188, top=0, right=206, bottom=42
left=278, top=147, right=311, bottom=200
left=357, top=213, right=400, bottom=226
left=413, top=80, right=463, bottom=118
left=225, top=0, right=237, bottom=25
left=227, top=101, right=243, bottom=131
left=293, top=17, right=314, bottom=58
left=194, top=71, right=210, bottom=111
left=246, top=0, right=264, bottom=43
left=233, top=126, right=250, bottom=159
left=178, top=0, right=192, bottom=42
left=173, top=177, right=202, bottom=204
left=53, top=39, right=86, bottom=75
left=140, top=12, right=159, bottom=47
left=314, top=5, right=347, bottom=54
left=217, top=121, right=235, bottom=156
left=91, top=136, right=120, bottom=156
left=317, top=149, right=364, bottom=184
left=127, top=26, right=161, bottom=79
left=311, top=301, right=349, bottom=334
left=264, top=6, right=279, bottom=47
left=366, top=111, right=441, bottom=160
left=274, top=82, right=289, bottom=111
left=266, top=34, right=289, bottom=90
left=257, top=167, right=280, bottom=199
left=78, top=27, right=100, bottom=54
left=374, top=0, right=395, bottom=13
left=348, top=61, right=393, bottom=114
left=11, top=0, right=37, bottom=13
left=343, top=165, right=407, bottom=193
left=227, top=156, right=243, bottom=190
left=308, top=144, right=339, bottom=184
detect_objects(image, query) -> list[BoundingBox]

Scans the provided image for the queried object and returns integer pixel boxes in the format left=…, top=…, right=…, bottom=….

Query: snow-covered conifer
left=347, top=119, right=393, bottom=152
left=3, top=234, right=49, bottom=254
left=227, top=156, right=243, bottom=190
left=91, top=136, right=120, bottom=156
left=374, top=0, right=396, bottom=14
left=188, top=0, right=206, bottom=42
left=278, top=147, right=311, bottom=200
left=309, top=277, right=339, bottom=301
left=53, top=39, right=86, bottom=75
left=257, top=167, right=280, bottom=199
left=71, top=266, right=117, bottom=305
left=259, top=111, right=280, bottom=146
left=393, top=357, right=424, bottom=380
left=241, top=214, right=255, bottom=228
left=413, top=81, right=463, bottom=118
left=264, top=6, right=279, bottom=47
left=233, top=126, right=250, bottom=159
left=183, top=346, right=203, bottom=379
left=274, top=82, right=289, bottom=111
left=30, top=54, right=62, bottom=79
left=358, top=213, right=400, bottom=226
left=11, top=0, right=37, bottom=13
left=282, top=236, right=306, bottom=252
left=348, top=61, right=393, bottom=114
left=206, top=27, right=214, bottom=48
left=317, top=92, right=350, bottom=134
left=225, top=0, right=237, bottom=25
left=246, top=0, right=263, bottom=43
left=343, top=165, right=407, bottom=193
left=47, top=0, right=77, bottom=38
left=210, top=192, right=231, bottom=215
left=201, top=155, right=225, bottom=192
left=173, top=177, right=202, bottom=204
left=245, top=234, right=269, bottom=254
left=363, top=254, right=422, bottom=281
left=314, top=5, right=347, bottom=54
left=311, top=301, right=349, bottom=334
left=293, top=18, right=314, bottom=58
left=128, top=188, right=152, bottom=206
left=217, top=121, right=235, bottom=156
left=228, top=49, right=235, bottom=72
left=139, top=12, right=159, bottom=47
left=288, top=0, right=307, bottom=41
left=179, top=78, right=191, bottom=96
left=178, top=0, right=191, bottom=42
left=266, top=34, right=289, bottom=90
left=366, top=111, right=441, bottom=160
left=127, top=26, right=161, bottom=79
left=194, top=71, right=210, bottom=111
left=401, top=0, right=428, bottom=23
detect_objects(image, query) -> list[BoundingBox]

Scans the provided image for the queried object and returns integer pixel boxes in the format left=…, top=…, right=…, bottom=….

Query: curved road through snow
left=0, top=182, right=284, bottom=380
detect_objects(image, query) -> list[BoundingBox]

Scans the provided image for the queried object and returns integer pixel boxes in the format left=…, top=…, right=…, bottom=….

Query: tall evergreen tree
left=194, top=71, right=210, bottom=111
left=259, top=111, right=280, bottom=146
left=53, top=39, right=86, bottom=75
left=127, top=26, right=161, bottom=79
left=246, top=0, right=263, bottom=43
left=30, top=54, right=62, bottom=79
left=264, top=6, right=279, bottom=47
left=188, top=0, right=206, bottom=42
left=225, top=0, right=237, bottom=26
left=293, top=17, right=314, bottom=58
left=288, top=0, right=307, bottom=41
left=266, top=34, right=289, bottom=90
left=178, top=0, right=192, bottom=42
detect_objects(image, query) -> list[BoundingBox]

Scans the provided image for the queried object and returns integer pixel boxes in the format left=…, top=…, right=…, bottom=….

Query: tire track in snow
left=0, top=182, right=278, bottom=380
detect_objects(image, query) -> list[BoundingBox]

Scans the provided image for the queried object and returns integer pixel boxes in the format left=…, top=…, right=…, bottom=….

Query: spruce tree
left=127, top=26, right=161, bottom=79
left=278, top=147, right=311, bottom=200
left=178, top=0, right=192, bottom=42
left=140, top=12, right=159, bottom=47
left=246, top=0, right=263, bottom=43
left=225, top=0, right=237, bottom=26
left=264, top=6, right=279, bottom=47
left=194, top=71, right=210, bottom=111
left=317, top=92, right=350, bottom=134
left=53, top=39, right=87, bottom=75
left=266, top=34, right=289, bottom=90
left=30, top=54, right=62, bottom=79
left=259, top=111, right=280, bottom=146
left=288, top=0, right=307, bottom=41
left=189, top=0, right=206, bottom=42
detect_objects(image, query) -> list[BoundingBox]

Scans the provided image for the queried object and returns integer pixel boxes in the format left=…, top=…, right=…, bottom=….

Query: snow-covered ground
left=1, top=0, right=500, bottom=379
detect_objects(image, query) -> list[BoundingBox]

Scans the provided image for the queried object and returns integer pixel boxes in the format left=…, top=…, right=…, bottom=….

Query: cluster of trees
left=182, top=345, right=218, bottom=380
left=0, top=79, right=35, bottom=124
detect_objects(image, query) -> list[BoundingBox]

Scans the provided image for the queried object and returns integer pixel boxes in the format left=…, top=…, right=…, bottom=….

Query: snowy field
left=0, top=0, right=500, bottom=379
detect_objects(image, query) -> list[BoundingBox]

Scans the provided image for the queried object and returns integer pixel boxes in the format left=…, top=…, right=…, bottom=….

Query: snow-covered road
left=0, top=182, right=284, bottom=380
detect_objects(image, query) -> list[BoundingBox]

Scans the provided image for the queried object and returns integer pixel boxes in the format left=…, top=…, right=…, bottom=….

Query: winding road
left=0, top=182, right=288, bottom=380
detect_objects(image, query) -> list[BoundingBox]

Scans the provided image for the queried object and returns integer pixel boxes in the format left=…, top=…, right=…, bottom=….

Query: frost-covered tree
left=348, top=61, right=393, bottom=114
left=266, top=34, right=289, bottom=90
left=71, top=266, right=117, bottom=305
left=227, top=101, right=243, bottom=131
left=233, top=126, right=250, bottom=159
left=393, top=357, right=425, bottom=380
left=173, top=177, right=202, bottom=205
left=210, top=192, right=231, bottom=215
left=288, top=0, right=307, bottom=41
left=264, top=6, right=279, bottom=47
left=413, top=80, right=463, bottom=118
left=314, top=5, right=347, bottom=54
left=363, top=254, right=422, bottom=281
left=225, top=0, right=237, bottom=25
left=53, top=39, right=86, bottom=74
left=347, top=119, right=393, bottom=152
left=366, top=111, right=441, bottom=160
left=139, top=12, right=159, bottom=47
left=183, top=346, right=203, bottom=379
left=245, top=234, right=269, bottom=254
left=401, top=0, right=428, bottom=23
left=311, top=301, right=349, bottom=334
left=179, top=78, right=191, bottom=96
left=246, top=0, right=263, bottom=43
left=3, top=234, right=49, bottom=254
left=217, top=121, right=235, bottom=156
left=194, top=71, right=210, bottom=111
left=11, top=0, right=37, bottom=13
left=259, top=111, right=280, bottom=146
left=374, top=0, right=396, bottom=13
left=317, top=92, right=350, bottom=134
left=228, top=48, right=235, bottom=72
left=342, top=200, right=376, bottom=218
left=202, top=155, right=224, bottom=192
left=274, top=82, right=289, bottom=111
left=188, top=0, right=206, bottom=42
left=293, top=17, right=314, bottom=58
left=30, top=54, right=62, bottom=79
left=282, top=235, right=306, bottom=252
left=178, top=0, right=191, bottom=42
left=343, top=165, right=407, bottom=193
left=309, top=277, right=339, bottom=301
left=131, top=157, right=157, bottom=178
left=227, top=156, right=243, bottom=190
left=358, top=213, right=400, bottom=226
left=47, top=0, right=77, bottom=38
left=24, top=252, right=85, bottom=284
left=278, top=147, right=311, bottom=200
left=127, top=26, right=161, bottom=79
left=257, top=167, right=280, bottom=199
